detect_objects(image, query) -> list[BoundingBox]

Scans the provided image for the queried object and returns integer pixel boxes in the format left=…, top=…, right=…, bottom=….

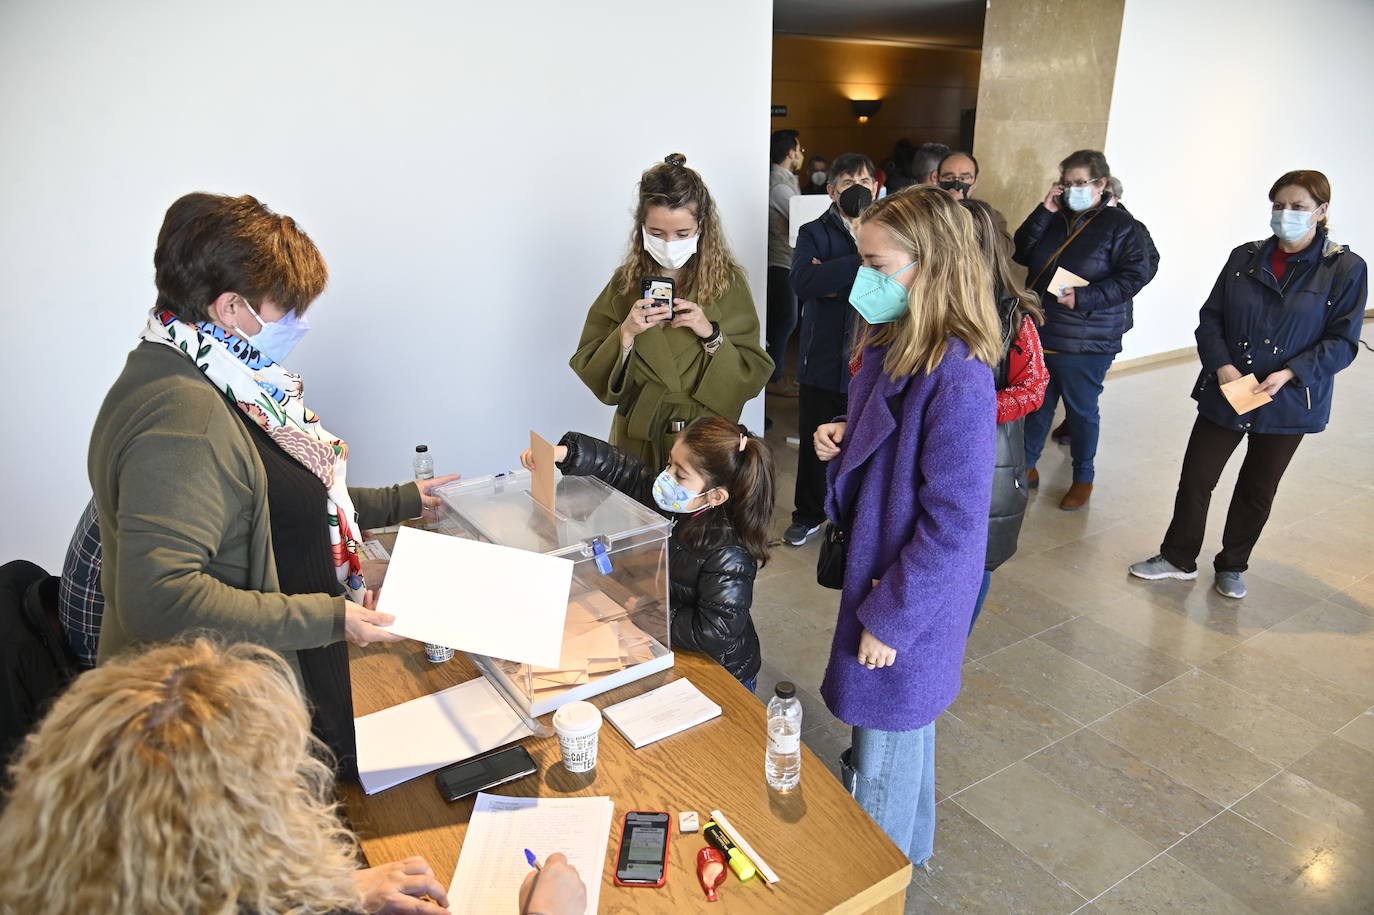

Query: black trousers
left=793, top=383, right=848, bottom=527
left=765, top=266, right=797, bottom=382
left=1160, top=415, right=1304, bottom=574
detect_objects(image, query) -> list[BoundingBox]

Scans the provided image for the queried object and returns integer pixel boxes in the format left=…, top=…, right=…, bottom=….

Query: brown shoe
left=1027, top=468, right=1039, bottom=489
left=1059, top=481, right=1093, bottom=511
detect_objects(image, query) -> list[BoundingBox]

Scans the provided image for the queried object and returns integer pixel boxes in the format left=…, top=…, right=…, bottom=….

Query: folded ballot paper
left=494, top=590, right=663, bottom=699
left=602, top=677, right=721, bottom=749
left=376, top=526, right=573, bottom=669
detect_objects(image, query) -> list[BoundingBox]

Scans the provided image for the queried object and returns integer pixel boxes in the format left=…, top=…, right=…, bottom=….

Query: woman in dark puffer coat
left=523, top=417, right=776, bottom=690
left=1014, top=149, right=1153, bottom=510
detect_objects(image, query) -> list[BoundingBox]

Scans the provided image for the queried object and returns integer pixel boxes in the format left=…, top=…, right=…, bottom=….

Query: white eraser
left=678, top=811, right=700, bottom=833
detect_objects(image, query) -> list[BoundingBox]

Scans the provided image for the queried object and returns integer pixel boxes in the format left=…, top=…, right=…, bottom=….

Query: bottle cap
left=415, top=444, right=429, bottom=452
left=774, top=681, right=795, bottom=699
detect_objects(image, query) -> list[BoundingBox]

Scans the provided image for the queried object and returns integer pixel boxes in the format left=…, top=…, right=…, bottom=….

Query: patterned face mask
left=652, top=469, right=715, bottom=513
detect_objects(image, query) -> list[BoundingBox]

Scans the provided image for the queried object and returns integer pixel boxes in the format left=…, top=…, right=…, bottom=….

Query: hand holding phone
left=641, top=277, right=675, bottom=319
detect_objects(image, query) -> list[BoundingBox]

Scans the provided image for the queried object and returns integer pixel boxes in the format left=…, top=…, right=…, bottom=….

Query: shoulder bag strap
left=1028, top=209, right=1105, bottom=291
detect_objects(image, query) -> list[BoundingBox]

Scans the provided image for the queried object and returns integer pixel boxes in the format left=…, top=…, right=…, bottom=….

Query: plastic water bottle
left=766, top=681, right=802, bottom=791
left=412, top=444, right=434, bottom=481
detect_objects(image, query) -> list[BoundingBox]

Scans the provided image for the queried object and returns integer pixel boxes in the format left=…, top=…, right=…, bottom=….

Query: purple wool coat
left=819, top=340, right=996, bottom=732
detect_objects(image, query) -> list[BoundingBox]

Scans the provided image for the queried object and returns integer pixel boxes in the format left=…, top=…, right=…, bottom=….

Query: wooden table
left=342, top=643, right=912, bottom=913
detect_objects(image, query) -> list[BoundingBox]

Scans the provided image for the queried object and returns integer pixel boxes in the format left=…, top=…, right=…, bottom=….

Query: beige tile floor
left=757, top=332, right=1374, bottom=914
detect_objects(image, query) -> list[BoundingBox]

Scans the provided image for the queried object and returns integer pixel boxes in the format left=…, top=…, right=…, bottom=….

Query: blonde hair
left=612, top=153, right=743, bottom=305
left=0, top=639, right=362, bottom=915
left=855, top=186, right=1002, bottom=377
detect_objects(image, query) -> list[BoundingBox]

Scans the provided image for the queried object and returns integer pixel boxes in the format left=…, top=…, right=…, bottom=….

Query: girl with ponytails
left=523, top=416, right=776, bottom=690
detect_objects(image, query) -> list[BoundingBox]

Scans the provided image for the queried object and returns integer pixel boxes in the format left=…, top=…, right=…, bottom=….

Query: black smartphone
left=434, top=745, right=536, bottom=803
left=640, top=276, right=675, bottom=319
left=613, top=810, right=671, bottom=887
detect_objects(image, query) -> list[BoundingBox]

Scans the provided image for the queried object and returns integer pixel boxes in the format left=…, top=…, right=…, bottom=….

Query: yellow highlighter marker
left=703, top=820, right=756, bottom=881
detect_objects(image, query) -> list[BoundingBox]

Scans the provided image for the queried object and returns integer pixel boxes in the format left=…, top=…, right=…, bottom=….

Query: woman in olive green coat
left=571, top=153, right=773, bottom=468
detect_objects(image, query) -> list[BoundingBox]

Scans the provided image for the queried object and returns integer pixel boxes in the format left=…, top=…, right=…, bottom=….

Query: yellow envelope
left=1048, top=266, right=1089, bottom=296
left=1220, top=374, right=1272, bottom=415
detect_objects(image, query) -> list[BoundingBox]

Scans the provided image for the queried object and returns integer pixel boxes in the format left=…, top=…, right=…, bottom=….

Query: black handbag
left=816, top=523, right=848, bottom=590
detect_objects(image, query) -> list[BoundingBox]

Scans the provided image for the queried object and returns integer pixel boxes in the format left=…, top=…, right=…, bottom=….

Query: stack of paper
left=602, top=677, right=722, bottom=749
left=449, top=793, right=614, bottom=914
left=493, top=590, right=664, bottom=700
left=354, top=677, right=534, bottom=794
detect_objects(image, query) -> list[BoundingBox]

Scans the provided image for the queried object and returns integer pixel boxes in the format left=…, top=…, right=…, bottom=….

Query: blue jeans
left=968, top=569, right=993, bottom=634
left=1024, top=352, right=1115, bottom=483
left=841, top=721, right=937, bottom=865
left=740, top=675, right=757, bottom=694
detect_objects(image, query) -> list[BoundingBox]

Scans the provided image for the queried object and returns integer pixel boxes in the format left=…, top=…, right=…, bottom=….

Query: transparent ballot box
left=431, top=470, right=673, bottom=717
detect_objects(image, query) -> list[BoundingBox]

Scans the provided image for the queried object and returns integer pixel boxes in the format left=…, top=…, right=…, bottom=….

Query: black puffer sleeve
left=556, top=431, right=658, bottom=507
left=671, top=543, right=757, bottom=657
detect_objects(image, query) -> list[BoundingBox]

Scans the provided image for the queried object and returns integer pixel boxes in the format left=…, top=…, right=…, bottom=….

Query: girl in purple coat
left=813, top=187, right=1000, bottom=866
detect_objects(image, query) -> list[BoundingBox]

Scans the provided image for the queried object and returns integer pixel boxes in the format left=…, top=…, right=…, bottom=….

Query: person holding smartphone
left=570, top=153, right=773, bottom=470
left=1012, top=149, right=1151, bottom=510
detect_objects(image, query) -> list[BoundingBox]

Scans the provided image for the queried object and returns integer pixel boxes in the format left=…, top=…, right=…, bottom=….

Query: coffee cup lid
left=553, top=700, right=602, bottom=736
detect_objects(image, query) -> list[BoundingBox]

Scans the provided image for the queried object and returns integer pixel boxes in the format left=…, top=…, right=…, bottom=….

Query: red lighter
left=697, top=847, right=728, bottom=901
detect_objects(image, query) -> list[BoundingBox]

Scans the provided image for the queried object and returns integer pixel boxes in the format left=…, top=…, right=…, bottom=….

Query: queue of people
left=5, top=143, right=1364, bottom=915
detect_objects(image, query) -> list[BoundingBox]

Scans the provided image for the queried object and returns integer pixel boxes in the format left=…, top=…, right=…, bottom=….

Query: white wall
left=1106, top=0, right=1374, bottom=362
left=0, top=0, right=773, bottom=569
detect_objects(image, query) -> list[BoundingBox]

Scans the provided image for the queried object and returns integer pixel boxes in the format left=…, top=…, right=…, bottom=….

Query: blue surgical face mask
left=1270, top=208, right=1315, bottom=244
left=652, top=469, right=714, bottom=513
left=1065, top=185, right=1098, bottom=212
left=234, top=297, right=310, bottom=364
left=848, top=262, right=917, bottom=324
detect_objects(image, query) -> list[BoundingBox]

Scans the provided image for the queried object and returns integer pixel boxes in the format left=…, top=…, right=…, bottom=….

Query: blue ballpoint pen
left=524, top=848, right=541, bottom=872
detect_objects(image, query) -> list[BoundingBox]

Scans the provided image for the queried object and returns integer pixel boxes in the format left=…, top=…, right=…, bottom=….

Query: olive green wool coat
left=569, top=272, right=772, bottom=468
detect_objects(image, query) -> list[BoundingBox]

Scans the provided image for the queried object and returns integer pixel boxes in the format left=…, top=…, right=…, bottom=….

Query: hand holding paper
left=376, top=526, right=572, bottom=669
left=1048, top=266, right=1089, bottom=299
left=1220, top=373, right=1272, bottom=415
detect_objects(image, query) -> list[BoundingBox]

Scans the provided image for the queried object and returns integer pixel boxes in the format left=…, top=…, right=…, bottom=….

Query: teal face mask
left=848, top=262, right=917, bottom=323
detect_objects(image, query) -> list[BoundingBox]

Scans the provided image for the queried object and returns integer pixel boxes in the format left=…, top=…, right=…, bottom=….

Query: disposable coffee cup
left=424, top=642, right=455, bottom=663
left=552, top=701, right=602, bottom=773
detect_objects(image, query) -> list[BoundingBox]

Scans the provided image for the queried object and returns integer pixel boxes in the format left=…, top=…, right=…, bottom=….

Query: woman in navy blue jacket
left=1130, top=170, right=1367, bottom=599
left=1013, top=149, right=1152, bottom=510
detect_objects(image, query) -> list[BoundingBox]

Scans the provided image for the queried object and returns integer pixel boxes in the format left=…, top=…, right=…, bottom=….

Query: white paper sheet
left=354, top=676, right=533, bottom=794
left=449, top=793, right=614, bottom=914
left=377, top=526, right=573, bottom=669
left=602, top=676, right=721, bottom=749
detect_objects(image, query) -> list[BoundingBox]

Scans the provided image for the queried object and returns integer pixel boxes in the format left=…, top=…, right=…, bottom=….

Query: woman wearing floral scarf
left=88, top=192, right=456, bottom=778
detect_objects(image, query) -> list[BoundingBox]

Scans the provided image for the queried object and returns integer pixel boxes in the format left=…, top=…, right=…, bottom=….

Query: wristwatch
left=702, top=321, right=723, bottom=355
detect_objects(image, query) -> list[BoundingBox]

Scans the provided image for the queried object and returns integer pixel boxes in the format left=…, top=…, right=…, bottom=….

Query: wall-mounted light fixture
left=851, top=99, right=882, bottom=124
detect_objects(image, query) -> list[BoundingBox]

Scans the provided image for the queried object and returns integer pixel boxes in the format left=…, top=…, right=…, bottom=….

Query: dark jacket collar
left=1255, top=226, right=1328, bottom=266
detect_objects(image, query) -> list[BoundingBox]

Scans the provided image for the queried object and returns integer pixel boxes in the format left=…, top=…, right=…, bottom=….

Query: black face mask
left=938, top=179, right=972, bottom=197
left=838, top=185, right=874, bottom=218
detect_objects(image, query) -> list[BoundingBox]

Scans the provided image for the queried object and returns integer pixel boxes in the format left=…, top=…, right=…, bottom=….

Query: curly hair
left=612, top=153, right=743, bottom=305
left=0, top=639, right=363, bottom=915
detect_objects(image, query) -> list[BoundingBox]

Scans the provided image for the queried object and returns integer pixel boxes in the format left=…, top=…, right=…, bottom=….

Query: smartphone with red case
left=613, top=810, right=671, bottom=887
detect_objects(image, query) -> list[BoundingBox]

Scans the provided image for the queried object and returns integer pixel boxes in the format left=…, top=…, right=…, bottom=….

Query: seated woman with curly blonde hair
left=0, top=639, right=585, bottom=915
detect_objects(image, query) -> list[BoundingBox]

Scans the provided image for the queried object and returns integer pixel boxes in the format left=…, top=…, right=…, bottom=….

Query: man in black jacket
left=783, top=153, right=876, bottom=546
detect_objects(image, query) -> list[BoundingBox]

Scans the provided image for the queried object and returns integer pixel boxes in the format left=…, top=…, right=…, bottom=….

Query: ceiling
left=773, top=0, right=986, bottom=49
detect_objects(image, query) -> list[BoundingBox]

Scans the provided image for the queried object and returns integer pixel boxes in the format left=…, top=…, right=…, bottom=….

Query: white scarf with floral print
left=142, top=310, right=365, bottom=599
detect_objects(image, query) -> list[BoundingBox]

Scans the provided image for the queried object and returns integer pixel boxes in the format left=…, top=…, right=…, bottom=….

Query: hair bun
left=664, top=153, right=687, bottom=167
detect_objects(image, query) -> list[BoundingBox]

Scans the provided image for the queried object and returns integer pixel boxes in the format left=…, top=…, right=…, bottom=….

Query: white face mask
left=642, top=227, right=700, bottom=269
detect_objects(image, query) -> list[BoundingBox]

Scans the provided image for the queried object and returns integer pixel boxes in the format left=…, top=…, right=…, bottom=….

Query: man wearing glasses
left=932, top=151, right=979, bottom=200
